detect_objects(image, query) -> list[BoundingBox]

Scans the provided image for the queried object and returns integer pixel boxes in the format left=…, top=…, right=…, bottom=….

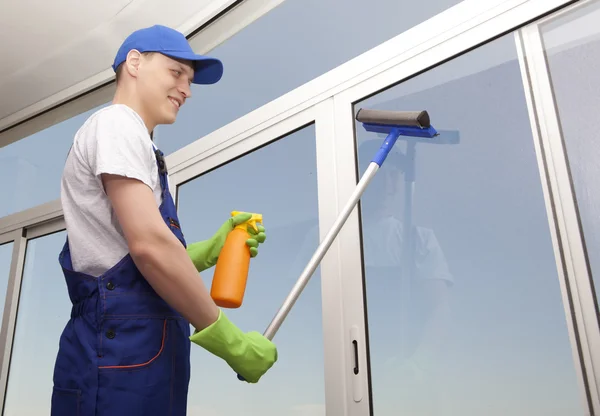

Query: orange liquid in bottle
left=211, top=227, right=251, bottom=308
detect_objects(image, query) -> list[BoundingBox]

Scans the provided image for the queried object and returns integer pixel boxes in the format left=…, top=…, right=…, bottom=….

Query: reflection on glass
left=154, top=0, right=462, bottom=155
left=0, top=241, right=14, bottom=325
left=0, top=104, right=108, bottom=218
left=355, top=34, right=584, bottom=415
left=177, top=126, right=324, bottom=415
left=541, top=0, right=600, bottom=310
left=4, top=231, right=71, bottom=416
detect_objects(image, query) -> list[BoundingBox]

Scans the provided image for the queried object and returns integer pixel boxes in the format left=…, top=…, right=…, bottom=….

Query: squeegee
left=237, top=108, right=439, bottom=381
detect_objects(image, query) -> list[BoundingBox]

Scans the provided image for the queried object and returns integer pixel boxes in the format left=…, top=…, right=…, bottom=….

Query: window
left=0, top=241, right=14, bottom=325
left=176, top=125, right=324, bottom=415
left=3, top=231, right=70, bottom=415
left=540, top=0, right=600, bottom=309
left=0, top=103, right=108, bottom=218
left=153, top=0, right=463, bottom=155
left=353, top=33, right=584, bottom=415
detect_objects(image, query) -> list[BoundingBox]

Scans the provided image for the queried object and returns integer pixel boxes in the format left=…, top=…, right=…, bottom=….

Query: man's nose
left=179, top=82, right=192, bottom=100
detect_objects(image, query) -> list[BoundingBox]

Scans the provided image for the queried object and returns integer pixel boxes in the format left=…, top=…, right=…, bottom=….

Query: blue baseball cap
left=112, top=25, right=223, bottom=85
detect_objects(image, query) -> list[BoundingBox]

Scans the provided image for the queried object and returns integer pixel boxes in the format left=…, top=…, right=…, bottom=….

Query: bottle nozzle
left=231, top=211, right=263, bottom=232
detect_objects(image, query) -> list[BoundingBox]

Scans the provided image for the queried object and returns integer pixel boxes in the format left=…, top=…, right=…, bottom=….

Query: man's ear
left=124, top=49, right=142, bottom=79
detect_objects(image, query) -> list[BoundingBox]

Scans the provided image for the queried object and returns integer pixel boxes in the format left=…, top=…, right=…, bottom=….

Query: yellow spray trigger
left=231, top=211, right=263, bottom=233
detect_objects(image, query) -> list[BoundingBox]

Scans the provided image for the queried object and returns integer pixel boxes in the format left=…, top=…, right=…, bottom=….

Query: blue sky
left=0, top=0, right=595, bottom=415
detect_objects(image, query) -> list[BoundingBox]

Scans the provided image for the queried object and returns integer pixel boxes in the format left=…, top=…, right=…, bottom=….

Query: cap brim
left=162, top=51, right=224, bottom=85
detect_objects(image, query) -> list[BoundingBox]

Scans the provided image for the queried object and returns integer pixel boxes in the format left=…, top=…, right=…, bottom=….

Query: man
left=51, top=25, right=277, bottom=416
left=357, top=138, right=453, bottom=414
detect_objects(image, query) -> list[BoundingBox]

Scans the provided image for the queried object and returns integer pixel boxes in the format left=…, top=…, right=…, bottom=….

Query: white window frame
left=0, top=220, right=66, bottom=416
left=0, top=0, right=587, bottom=414
left=170, top=100, right=350, bottom=414
left=0, top=228, right=26, bottom=416
left=515, top=1, right=600, bottom=413
left=327, top=1, right=589, bottom=415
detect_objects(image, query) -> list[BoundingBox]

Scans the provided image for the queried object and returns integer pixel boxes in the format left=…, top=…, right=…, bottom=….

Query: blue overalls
left=51, top=147, right=191, bottom=415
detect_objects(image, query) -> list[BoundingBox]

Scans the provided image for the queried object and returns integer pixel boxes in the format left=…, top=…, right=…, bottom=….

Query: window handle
left=350, top=325, right=363, bottom=402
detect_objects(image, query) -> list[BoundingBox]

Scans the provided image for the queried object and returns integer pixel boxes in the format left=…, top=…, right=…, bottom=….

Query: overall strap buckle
left=155, top=149, right=168, bottom=175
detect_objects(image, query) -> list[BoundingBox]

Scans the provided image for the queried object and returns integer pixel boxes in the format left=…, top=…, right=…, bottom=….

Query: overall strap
left=153, top=145, right=170, bottom=196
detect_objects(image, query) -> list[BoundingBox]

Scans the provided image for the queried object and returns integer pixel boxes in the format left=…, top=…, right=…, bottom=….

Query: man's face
left=136, top=52, right=194, bottom=126
left=362, top=163, right=405, bottom=215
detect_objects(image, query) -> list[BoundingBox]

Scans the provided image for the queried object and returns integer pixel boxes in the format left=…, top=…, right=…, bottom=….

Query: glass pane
left=4, top=231, right=70, bottom=416
left=154, top=0, right=463, bottom=155
left=177, top=125, right=323, bottom=415
left=354, top=34, right=584, bottom=415
left=0, top=104, right=108, bottom=218
left=0, top=241, right=14, bottom=324
left=540, top=0, right=600, bottom=311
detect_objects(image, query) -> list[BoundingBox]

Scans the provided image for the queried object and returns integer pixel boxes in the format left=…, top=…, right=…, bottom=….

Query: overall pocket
left=98, top=318, right=168, bottom=369
left=51, top=386, right=81, bottom=416
left=96, top=318, right=174, bottom=415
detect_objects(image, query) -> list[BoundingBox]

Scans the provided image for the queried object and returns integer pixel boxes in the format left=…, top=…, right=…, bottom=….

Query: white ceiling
left=0, top=0, right=232, bottom=131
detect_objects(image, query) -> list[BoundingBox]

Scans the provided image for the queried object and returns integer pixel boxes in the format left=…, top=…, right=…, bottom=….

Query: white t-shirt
left=60, top=104, right=166, bottom=277
left=289, top=216, right=454, bottom=284
left=361, top=215, right=454, bottom=284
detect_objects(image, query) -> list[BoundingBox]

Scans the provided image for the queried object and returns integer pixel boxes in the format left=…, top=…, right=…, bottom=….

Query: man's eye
left=172, top=70, right=181, bottom=76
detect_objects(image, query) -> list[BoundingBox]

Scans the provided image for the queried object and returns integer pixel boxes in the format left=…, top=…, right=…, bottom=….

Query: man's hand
left=187, top=212, right=267, bottom=272
left=190, top=309, right=277, bottom=383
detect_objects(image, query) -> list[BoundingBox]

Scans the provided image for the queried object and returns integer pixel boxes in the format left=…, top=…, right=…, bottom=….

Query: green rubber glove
left=186, top=212, right=267, bottom=272
left=190, top=309, right=277, bottom=383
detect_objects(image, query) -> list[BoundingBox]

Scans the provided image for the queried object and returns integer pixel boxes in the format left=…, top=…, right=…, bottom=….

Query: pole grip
left=371, top=128, right=401, bottom=166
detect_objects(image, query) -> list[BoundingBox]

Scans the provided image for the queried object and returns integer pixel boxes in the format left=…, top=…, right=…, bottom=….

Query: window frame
left=328, top=0, right=594, bottom=414
left=515, top=1, right=600, bottom=412
left=171, top=100, right=351, bottom=414
left=0, top=0, right=586, bottom=413
left=0, top=229, right=26, bottom=416
left=0, top=220, right=67, bottom=415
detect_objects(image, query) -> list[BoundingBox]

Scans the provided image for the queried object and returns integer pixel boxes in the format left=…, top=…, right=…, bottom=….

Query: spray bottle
left=211, top=211, right=263, bottom=308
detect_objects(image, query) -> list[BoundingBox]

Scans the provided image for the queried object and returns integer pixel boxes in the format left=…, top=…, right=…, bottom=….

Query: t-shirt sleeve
left=80, top=108, right=155, bottom=190
left=416, top=227, right=454, bottom=284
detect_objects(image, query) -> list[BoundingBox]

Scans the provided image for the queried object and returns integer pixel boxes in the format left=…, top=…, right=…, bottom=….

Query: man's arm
left=102, top=173, right=219, bottom=331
